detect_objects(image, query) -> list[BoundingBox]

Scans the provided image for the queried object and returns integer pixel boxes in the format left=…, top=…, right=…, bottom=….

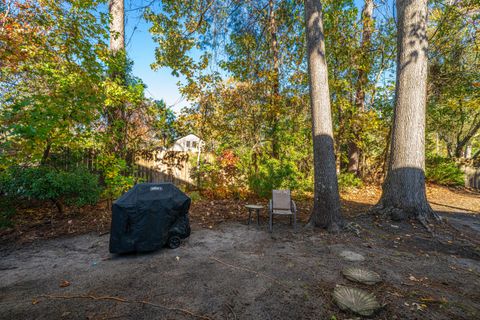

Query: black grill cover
left=109, top=183, right=191, bottom=254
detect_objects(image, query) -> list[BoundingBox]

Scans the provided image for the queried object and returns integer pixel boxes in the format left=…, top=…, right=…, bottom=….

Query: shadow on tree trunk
left=308, top=134, right=344, bottom=232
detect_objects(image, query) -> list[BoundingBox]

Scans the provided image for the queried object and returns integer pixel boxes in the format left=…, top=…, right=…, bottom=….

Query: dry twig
left=210, top=256, right=289, bottom=288
left=37, top=294, right=212, bottom=320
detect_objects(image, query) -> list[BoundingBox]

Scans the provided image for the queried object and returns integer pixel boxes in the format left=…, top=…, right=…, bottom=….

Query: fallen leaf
left=59, top=280, right=70, bottom=288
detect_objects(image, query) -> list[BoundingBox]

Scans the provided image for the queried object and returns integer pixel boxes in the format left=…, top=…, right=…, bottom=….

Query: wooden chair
left=269, top=190, right=297, bottom=232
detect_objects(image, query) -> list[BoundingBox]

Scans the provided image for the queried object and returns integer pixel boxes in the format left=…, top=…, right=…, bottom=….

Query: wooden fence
left=135, top=164, right=195, bottom=189
left=50, top=149, right=196, bottom=189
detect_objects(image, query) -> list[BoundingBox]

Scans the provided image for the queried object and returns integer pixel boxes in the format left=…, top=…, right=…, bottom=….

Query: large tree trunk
left=347, top=0, right=374, bottom=175
left=304, top=0, right=344, bottom=232
left=268, top=0, right=280, bottom=159
left=377, top=0, right=439, bottom=224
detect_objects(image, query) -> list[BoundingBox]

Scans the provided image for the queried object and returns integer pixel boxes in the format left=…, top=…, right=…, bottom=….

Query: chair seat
left=272, top=209, right=293, bottom=215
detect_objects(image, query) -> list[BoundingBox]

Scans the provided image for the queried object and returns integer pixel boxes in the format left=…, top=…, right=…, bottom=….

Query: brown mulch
left=1, top=184, right=478, bottom=246
left=0, top=201, right=111, bottom=246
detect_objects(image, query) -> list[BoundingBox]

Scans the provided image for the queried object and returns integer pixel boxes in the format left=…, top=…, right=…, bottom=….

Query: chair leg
left=269, top=212, right=273, bottom=232
left=289, top=215, right=292, bottom=225
left=293, top=212, right=297, bottom=231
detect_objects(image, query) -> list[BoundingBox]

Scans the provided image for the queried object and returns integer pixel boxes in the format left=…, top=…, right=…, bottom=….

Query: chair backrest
left=272, top=190, right=291, bottom=210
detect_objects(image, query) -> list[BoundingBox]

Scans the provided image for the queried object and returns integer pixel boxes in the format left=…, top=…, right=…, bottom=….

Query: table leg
left=247, top=209, right=252, bottom=225
left=269, top=213, right=273, bottom=232
left=256, top=209, right=260, bottom=225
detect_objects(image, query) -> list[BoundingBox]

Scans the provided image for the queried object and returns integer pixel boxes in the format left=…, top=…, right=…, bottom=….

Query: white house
left=169, top=134, right=203, bottom=153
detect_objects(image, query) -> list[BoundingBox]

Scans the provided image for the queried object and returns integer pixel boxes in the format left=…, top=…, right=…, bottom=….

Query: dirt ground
left=1, top=185, right=479, bottom=319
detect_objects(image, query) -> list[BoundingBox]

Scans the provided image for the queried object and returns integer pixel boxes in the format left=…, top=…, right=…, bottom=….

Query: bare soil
left=1, top=185, right=479, bottom=319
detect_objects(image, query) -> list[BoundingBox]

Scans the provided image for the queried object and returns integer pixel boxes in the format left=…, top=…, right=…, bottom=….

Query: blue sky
left=123, top=0, right=380, bottom=113
left=123, top=1, right=189, bottom=112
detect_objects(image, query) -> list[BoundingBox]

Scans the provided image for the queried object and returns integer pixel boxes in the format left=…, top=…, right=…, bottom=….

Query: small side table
left=245, top=204, right=263, bottom=225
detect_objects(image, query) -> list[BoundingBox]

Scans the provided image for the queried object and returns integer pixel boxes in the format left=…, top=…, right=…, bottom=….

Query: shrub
left=0, top=166, right=101, bottom=213
left=96, top=154, right=135, bottom=200
left=338, top=172, right=363, bottom=190
left=248, top=158, right=311, bottom=198
left=188, top=191, right=202, bottom=202
left=191, top=150, right=245, bottom=198
left=426, top=156, right=464, bottom=186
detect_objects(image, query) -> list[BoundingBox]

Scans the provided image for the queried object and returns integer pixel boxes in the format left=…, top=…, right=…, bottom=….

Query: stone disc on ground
left=339, top=250, right=365, bottom=262
left=333, top=285, right=381, bottom=316
left=342, top=266, right=381, bottom=285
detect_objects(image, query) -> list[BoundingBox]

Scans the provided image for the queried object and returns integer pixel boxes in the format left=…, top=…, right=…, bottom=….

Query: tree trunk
left=304, top=0, right=344, bottom=232
left=109, top=0, right=124, bottom=53
left=347, top=0, right=374, bottom=175
left=377, top=0, right=439, bottom=224
left=52, top=199, right=64, bottom=215
left=108, top=0, right=127, bottom=157
left=268, top=0, right=280, bottom=159
left=347, top=141, right=361, bottom=173
left=455, top=119, right=480, bottom=159
left=41, top=140, right=51, bottom=165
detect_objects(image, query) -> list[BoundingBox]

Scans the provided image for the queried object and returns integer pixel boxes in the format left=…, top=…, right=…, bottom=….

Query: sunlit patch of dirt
left=1, top=184, right=478, bottom=245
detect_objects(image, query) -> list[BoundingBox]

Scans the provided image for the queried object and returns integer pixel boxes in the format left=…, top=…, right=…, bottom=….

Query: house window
left=186, top=141, right=191, bottom=148
left=192, top=142, right=197, bottom=148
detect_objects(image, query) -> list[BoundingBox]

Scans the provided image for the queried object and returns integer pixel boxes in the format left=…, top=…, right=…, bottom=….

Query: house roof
left=175, top=134, right=202, bottom=142
left=169, top=134, right=203, bottom=152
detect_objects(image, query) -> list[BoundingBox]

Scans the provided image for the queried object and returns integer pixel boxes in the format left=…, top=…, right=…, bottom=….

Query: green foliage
left=0, top=1, right=179, bottom=209
left=0, top=197, right=15, bottom=229
left=248, top=158, right=313, bottom=198
left=338, top=172, right=363, bottom=190
left=0, top=166, right=101, bottom=210
left=191, top=150, right=244, bottom=198
left=96, top=155, right=135, bottom=200
left=188, top=191, right=202, bottom=202
left=0, top=0, right=109, bottom=165
left=427, top=1, right=480, bottom=158
left=426, top=156, right=464, bottom=186
left=149, top=0, right=398, bottom=196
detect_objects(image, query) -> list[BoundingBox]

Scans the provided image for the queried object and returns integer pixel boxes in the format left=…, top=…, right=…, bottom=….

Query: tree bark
left=41, top=140, right=51, bottom=165
left=52, top=199, right=64, bottom=215
left=454, top=116, right=480, bottom=159
left=268, top=0, right=280, bottom=159
left=347, top=0, right=374, bottom=175
left=108, top=0, right=127, bottom=157
left=304, top=0, right=344, bottom=232
left=377, top=0, right=439, bottom=224
left=109, top=0, right=124, bottom=52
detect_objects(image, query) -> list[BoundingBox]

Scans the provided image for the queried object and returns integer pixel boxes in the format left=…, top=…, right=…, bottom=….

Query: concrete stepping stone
left=339, top=250, right=365, bottom=262
left=333, top=285, right=381, bottom=316
left=342, top=267, right=381, bottom=285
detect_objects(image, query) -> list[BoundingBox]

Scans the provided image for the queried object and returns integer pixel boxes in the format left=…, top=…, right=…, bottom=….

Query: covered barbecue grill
left=109, top=183, right=191, bottom=254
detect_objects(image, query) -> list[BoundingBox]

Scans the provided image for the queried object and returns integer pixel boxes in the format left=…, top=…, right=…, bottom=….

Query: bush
left=248, top=158, right=312, bottom=198
left=188, top=191, right=202, bottom=202
left=426, top=156, right=464, bottom=186
left=191, top=150, right=245, bottom=198
left=338, top=172, right=363, bottom=190
left=96, top=154, right=135, bottom=200
left=0, top=166, right=102, bottom=213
